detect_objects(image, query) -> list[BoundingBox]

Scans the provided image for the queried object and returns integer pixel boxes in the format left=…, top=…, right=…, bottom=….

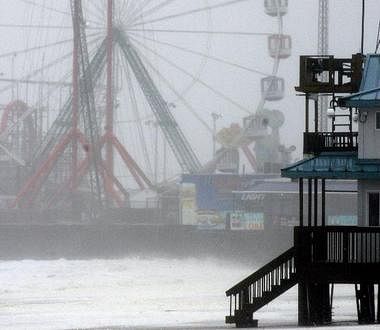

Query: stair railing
left=226, top=247, right=296, bottom=319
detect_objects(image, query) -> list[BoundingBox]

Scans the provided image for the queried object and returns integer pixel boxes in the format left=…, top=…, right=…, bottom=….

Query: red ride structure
left=11, top=0, right=153, bottom=211
left=6, top=0, right=292, bottom=216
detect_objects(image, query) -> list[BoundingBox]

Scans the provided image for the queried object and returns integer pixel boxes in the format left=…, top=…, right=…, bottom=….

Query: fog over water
left=0, top=258, right=249, bottom=329
left=0, top=257, right=376, bottom=330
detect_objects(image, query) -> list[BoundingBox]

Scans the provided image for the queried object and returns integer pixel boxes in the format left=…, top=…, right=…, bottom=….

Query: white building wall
left=358, top=108, right=380, bottom=159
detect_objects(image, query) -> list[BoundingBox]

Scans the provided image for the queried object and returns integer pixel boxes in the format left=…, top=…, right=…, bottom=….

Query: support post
left=314, top=178, right=318, bottom=226
left=377, top=284, right=380, bottom=322
left=298, top=281, right=332, bottom=326
left=314, top=98, right=319, bottom=133
left=356, top=283, right=376, bottom=324
left=308, top=178, right=312, bottom=226
left=305, top=94, right=309, bottom=133
left=298, top=281, right=310, bottom=326
left=322, top=179, right=326, bottom=226
left=299, top=178, right=304, bottom=227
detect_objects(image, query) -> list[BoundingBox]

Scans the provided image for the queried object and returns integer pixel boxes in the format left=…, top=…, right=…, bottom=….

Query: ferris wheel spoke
left=127, top=0, right=178, bottom=26
left=88, top=1, right=107, bottom=27
left=118, top=1, right=134, bottom=29
left=0, top=35, right=104, bottom=95
left=127, top=28, right=272, bottom=37
left=0, top=24, right=73, bottom=30
left=85, top=7, right=105, bottom=27
left=126, top=0, right=156, bottom=22
left=123, top=0, right=143, bottom=23
left=130, top=0, right=251, bottom=27
left=0, top=78, right=71, bottom=86
left=43, top=71, right=72, bottom=100
left=17, top=0, right=101, bottom=27
left=0, top=32, right=101, bottom=59
left=135, top=48, right=213, bottom=133
left=17, top=0, right=72, bottom=17
left=129, top=32, right=272, bottom=76
left=129, top=36, right=251, bottom=115
left=120, top=52, right=153, bottom=176
left=0, top=53, right=72, bottom=95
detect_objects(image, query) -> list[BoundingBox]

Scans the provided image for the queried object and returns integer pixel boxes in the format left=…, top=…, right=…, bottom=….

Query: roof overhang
left=338, top=86, right=380, bottom=108
left=338, top=54, right=380, bottom=108
left=281, top=152, right=380, bottom=179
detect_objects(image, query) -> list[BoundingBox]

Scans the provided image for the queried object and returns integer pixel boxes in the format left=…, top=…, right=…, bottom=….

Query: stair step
left=281, top=277, right=297, bottom=286
left=242, top=303, right=259, bottom=312
left=263, top=290, right=276, bottom=299
left=234, top=310, right=259, bottom=328
left=225, top=315, right=236, bottom=324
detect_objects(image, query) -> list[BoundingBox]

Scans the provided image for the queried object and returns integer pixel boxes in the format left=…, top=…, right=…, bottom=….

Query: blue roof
left=233, top=180, right=357, bottom=193
left=281, top=152, right=380, bottom=179
left=339, top=54, right=380, bottom=108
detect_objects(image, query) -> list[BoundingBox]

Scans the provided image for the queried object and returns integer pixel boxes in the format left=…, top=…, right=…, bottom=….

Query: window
left=368, top=192, right=380, bottom=226
left=376, top=112, right=380, bottom=129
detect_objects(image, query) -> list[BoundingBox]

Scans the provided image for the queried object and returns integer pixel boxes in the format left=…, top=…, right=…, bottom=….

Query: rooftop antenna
left=361, top=0, right=365, bottom=54
left=318, top=0, right=329, bottom=131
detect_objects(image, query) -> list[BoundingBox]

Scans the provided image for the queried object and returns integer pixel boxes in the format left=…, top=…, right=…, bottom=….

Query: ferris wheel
left=0, top=0, right=292, bottom=209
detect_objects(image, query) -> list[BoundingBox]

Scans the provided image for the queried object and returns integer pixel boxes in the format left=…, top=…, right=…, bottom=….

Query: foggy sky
left=0, top=0, right=378, bottom=179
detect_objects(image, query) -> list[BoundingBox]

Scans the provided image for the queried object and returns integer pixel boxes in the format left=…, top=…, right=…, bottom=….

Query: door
left=368, top=192, right=380, bottom=226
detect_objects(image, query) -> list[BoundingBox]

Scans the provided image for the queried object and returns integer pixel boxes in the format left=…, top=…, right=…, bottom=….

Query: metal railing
left=303, top=132, right=358, bottom=154
left=295, top=226, right=380, bottom=264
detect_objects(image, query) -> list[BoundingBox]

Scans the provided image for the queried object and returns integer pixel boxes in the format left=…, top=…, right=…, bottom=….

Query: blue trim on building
left=281, top=152, right=380, bottom=179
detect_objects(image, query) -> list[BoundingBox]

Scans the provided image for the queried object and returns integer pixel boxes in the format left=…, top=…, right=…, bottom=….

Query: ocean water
left=0, top=258, right=377, bottom=329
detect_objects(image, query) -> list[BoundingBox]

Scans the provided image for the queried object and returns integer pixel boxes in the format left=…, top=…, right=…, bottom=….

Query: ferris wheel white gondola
left=268, top=34, right=292, bottom=59
left=261, top=76, right=285, bottom=101
left=243, top=114, right=268, bottom=139
left=264, top=0, right=288, bottom=17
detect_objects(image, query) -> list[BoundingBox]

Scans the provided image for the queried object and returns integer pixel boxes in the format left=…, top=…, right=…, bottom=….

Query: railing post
left=242, top=287, right=249, bottom=306
left=343, top=230, right=349, bottom=263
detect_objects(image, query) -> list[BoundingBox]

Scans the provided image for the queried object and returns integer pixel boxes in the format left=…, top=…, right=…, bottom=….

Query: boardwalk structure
left=226, top=54, right=380, bottom=327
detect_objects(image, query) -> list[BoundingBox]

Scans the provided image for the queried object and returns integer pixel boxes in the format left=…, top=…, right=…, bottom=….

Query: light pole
left=11, top=53, right=17, bottom=101
left=145, top=119, right=159, bottom=184
left=211, top=112, right=222, bottom=157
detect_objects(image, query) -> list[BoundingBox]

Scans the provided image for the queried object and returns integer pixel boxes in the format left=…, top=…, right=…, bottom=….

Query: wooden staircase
left=225, top=247, right=297, bottom=328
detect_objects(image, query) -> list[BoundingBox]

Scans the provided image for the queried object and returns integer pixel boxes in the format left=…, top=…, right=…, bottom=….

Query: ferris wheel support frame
left=98, top=0, right=154, bottom=197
